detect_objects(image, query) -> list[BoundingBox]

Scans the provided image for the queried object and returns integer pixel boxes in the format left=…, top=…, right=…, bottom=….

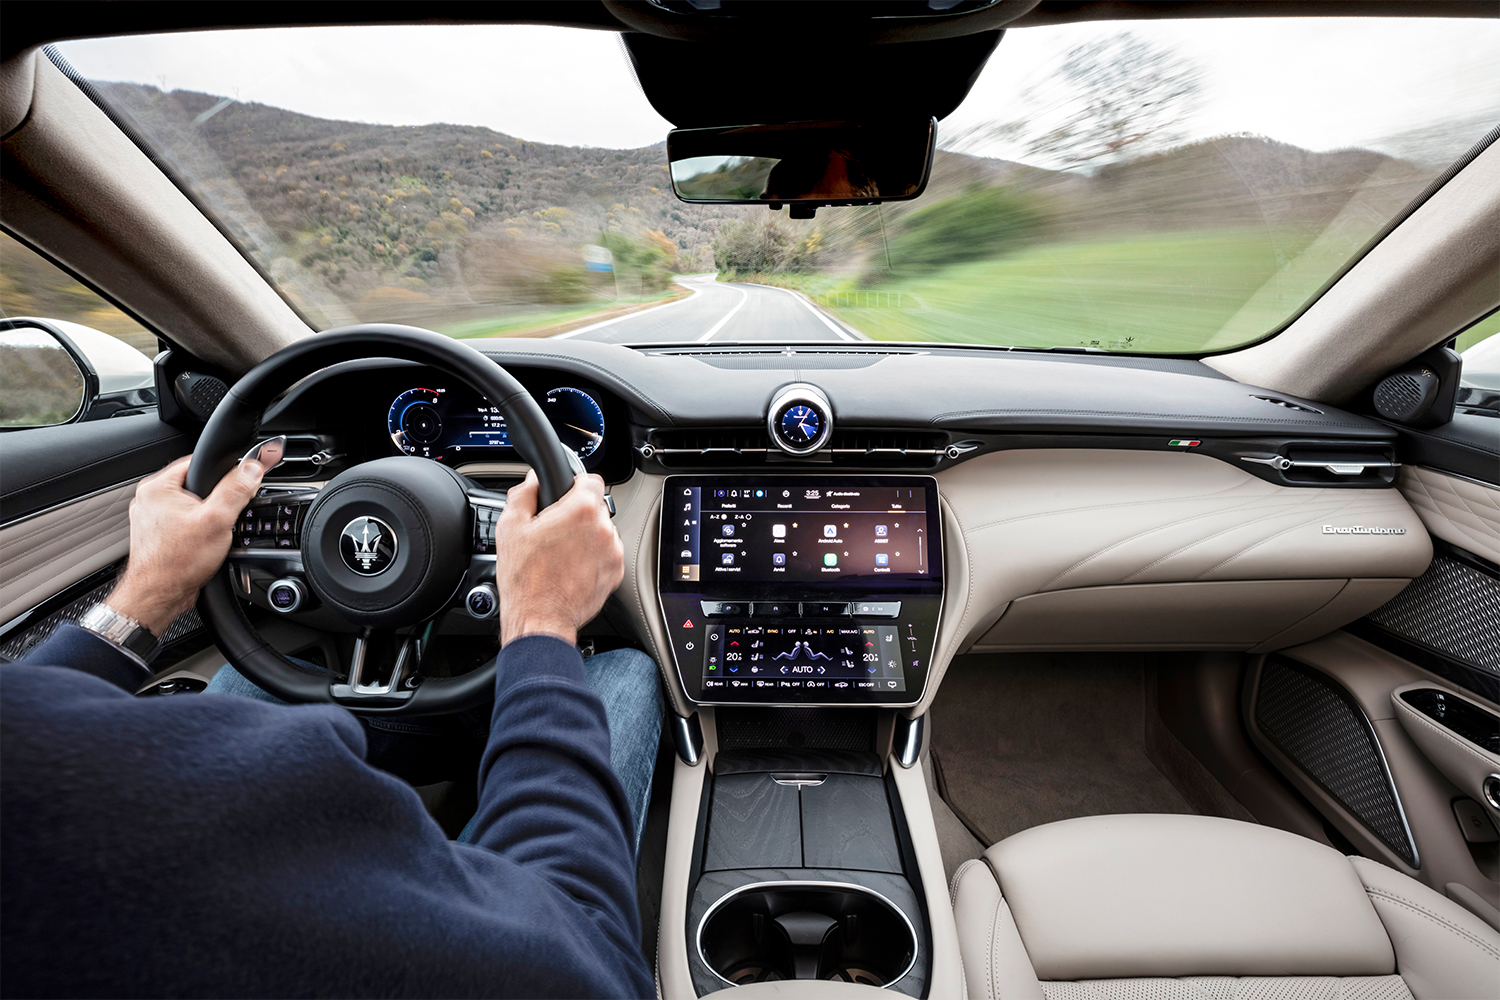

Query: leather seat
left=952, top=814, right=1500, bottom=1000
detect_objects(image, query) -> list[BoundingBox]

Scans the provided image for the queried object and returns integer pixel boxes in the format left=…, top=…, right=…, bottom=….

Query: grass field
left=815, top=229, right=1332, bottom=354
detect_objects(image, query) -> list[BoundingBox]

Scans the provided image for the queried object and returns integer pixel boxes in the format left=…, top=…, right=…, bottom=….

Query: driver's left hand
left=107, top=443, right=283, bottom=634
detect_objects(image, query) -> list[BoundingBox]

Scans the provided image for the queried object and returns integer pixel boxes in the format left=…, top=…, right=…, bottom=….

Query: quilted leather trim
left=1397, top=466, right=1500, bottom=560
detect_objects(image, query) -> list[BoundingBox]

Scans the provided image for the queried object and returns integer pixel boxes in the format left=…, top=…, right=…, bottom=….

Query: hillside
left=85, top=82, right=1437, bottom=338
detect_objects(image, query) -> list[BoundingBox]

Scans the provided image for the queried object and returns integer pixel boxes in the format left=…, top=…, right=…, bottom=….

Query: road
left=554, top=274, right=864, bottom=345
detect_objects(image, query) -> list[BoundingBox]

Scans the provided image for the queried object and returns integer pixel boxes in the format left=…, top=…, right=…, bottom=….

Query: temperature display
left=702, top=622, right=907, bottom=695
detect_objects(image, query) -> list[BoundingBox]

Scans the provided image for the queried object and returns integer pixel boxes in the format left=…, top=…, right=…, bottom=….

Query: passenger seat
left=951, top=814, right=1499, bottom=1000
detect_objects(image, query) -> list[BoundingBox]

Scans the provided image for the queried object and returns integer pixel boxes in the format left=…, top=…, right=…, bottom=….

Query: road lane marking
left=697, top=283, right=751, bottom=342
left=551, top=275, right=712, bottom=340
left=764, top=284, right=863, bottom=341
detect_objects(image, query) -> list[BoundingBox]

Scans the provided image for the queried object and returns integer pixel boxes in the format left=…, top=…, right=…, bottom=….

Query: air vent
left=642, top=429, right=770, bottom=468
left=1250, top=394, right=1323, bottom=414
left=642, top=428, right=948, bottom=469
left=1237, top=441, right=1399, bottom=487
left=827, top=430, right=947, bottom=467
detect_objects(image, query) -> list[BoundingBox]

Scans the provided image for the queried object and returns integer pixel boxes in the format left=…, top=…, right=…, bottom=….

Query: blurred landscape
left=0, top=40, right=1489, bottom=354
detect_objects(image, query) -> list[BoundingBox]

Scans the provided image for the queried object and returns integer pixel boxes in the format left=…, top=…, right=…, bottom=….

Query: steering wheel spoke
left=330, top=627, right=422, bottom=704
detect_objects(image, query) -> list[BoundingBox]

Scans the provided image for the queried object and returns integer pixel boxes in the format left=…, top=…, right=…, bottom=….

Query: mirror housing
left=668, top=118, right=936, bottom=218
left=0, top=318, right=159, bottom=428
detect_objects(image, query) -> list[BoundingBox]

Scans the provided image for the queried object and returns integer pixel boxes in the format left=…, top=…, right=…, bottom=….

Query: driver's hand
left=495, top=469, right=623, bottom=648
left=107, top=448, right=280, bottom=634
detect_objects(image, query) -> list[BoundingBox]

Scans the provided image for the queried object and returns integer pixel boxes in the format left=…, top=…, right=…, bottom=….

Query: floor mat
left=931, top=652, right=1195, bottom=846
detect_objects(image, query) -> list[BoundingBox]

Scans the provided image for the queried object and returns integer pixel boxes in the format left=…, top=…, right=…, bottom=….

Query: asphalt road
left=554, top=274, right=864, bottom=345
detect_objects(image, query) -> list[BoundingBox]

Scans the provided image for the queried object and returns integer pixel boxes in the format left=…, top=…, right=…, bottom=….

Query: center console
left=658, top=476, right=943, bottom=707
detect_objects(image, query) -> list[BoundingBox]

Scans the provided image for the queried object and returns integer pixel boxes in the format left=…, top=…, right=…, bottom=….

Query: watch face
left=779, top=404, right=822, bottom=447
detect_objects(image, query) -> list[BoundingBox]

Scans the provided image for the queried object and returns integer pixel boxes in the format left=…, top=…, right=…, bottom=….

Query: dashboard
left=245, top=340, right=1434, bottom=713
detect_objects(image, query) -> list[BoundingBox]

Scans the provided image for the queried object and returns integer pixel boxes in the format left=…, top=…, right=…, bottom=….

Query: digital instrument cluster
left=659, top=475, right=944, bottom=706
left=386, top=384, right=606, bottom=466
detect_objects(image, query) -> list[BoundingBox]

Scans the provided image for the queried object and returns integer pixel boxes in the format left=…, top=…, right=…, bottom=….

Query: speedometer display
left=544, top=386, right=606, bottom=458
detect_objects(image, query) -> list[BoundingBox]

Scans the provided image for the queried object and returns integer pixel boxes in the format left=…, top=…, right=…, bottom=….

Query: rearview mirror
left=668, top=118, right=935, bottom=217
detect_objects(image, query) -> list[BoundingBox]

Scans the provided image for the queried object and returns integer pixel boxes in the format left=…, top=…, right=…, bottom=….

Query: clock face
left=779, top=404, right=822, bottom=447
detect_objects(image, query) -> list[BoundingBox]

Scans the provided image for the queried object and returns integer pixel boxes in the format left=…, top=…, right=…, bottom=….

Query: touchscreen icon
left=722, top=524, right=735, bottom=537
left=823, top=525, right=837, bottom=538
left=773, top=553, right=786, bottom=567
left=772, top=524, right=787, bottom=538
left=875, top=553, right=889, bottom=567
left=824, top=553, right=838, bottom=567
left=721, top=553, right=735, bottom=566
left=875, top=524, right=888, bottom=537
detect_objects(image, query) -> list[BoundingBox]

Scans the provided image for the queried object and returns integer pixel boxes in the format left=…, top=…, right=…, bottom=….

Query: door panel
left=0, top=411, right=189, bottom=524
left=0, top=411, right=191, bottom=636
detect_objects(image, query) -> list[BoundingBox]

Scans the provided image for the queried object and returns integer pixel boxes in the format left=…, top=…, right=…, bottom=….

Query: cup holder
left=698, top=882, right=917, bottom=987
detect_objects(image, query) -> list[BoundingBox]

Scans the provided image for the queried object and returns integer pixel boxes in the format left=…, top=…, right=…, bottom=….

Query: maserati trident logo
left=339, top=516, right=397, bottom=575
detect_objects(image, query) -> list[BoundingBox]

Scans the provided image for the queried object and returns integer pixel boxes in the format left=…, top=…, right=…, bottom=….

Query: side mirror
left=668, top=118, right=936, bottom=218
left=0, top=321, right=93, bottom=428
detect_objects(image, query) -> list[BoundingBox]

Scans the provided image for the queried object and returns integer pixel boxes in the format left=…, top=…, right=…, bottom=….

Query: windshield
left=54, top=19, right=1500, bottom=354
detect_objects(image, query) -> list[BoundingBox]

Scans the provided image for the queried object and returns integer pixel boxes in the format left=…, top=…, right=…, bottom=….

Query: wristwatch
left=79, top=603, right=160, bottom=661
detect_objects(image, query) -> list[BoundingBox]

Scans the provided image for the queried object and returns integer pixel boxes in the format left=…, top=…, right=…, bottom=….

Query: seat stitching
left=952, top=858, right=982, bottom=907
left=987, top=894, right=999, bottom=1000
left=1364, top=887, right=1500, bottom=960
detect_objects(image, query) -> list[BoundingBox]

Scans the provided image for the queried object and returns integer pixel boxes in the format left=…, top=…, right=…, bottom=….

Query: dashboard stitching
left=1111, top=497, right=1347, bottom=585
left=478, top=349, right=674, bottom=424
left=1040, top=491, right=1299, bottom=591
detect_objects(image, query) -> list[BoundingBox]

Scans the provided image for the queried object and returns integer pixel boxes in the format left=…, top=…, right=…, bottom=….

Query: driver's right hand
left=494, top=470, right=624, bottom=648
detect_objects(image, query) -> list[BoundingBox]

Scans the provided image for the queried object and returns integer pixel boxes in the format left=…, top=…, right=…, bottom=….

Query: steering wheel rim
left=184, top=324, right=577, bottom=714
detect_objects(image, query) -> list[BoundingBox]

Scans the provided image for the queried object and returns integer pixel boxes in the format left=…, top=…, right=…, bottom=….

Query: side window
left=1457, top=310, right=1500, bottom=415
left=0, top=230, right=155, bottom=357
left=0, top=232, right=159, bottom=423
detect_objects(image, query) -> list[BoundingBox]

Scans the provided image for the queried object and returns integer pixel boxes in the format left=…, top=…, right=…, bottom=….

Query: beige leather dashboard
left=918, top=448, right=1431, bottom=714
left=622, top=449, right=1432, bottom=719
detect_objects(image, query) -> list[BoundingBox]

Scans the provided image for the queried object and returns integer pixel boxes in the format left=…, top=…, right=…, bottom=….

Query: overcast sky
left=58, top=18, right=1499, bottom=164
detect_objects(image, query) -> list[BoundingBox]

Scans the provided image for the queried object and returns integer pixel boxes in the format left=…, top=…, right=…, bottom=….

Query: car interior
left=1, top=2, right=1498, bottom=998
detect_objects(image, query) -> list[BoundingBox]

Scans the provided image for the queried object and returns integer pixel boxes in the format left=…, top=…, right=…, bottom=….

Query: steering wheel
left=184, top=325, right=579, bottom=715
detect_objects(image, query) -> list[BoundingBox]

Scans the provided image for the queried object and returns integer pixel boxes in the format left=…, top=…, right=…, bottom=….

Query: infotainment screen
left=658, top=476, right=942, bottom=706
left=667, top=481, right=938, bottom=587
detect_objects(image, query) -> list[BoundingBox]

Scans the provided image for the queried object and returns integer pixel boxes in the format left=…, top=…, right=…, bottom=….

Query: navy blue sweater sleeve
left=16, top=621, right=153, bottom=691
left=1, top=634, right=654, bottom=998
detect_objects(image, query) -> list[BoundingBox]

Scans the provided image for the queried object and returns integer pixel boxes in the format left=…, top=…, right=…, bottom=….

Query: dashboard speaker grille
left=1255, top=657, right=1417, bottom=867
left=1365, top=551, right=1500, bottom=674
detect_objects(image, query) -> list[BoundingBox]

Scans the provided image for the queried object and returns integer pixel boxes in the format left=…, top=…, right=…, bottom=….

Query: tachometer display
left=545, top=386, right=606, bottom=458
left=388, top=388, right=446, bottom=458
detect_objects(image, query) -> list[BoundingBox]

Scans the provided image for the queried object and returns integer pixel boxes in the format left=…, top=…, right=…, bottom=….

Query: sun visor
left=622, top=30, right=1002, bottom=128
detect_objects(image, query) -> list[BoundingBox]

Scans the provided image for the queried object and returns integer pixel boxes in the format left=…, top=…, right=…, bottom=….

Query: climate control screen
left=668, top=478, right=939, bottom=587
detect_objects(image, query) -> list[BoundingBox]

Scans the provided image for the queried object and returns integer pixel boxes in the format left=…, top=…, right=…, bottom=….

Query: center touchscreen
left=671, top=483, right=933, bottom=584
left=658, top=476, right=943, bottom=706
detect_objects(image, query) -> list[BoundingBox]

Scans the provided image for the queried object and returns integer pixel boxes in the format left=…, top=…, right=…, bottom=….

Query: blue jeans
left=207, top=647, right=663, bottom=855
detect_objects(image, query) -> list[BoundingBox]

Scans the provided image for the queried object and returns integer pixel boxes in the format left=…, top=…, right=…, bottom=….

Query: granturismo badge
left=1322, top=525, right=1406, bottom=535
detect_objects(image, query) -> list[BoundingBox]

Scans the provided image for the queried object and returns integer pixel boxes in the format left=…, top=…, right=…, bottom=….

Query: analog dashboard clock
left=767, top=383, right=833, bottom=456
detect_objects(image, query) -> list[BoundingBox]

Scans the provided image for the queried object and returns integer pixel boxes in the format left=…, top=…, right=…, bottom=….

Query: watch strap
left=79, top=603, right=160, bottom=661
